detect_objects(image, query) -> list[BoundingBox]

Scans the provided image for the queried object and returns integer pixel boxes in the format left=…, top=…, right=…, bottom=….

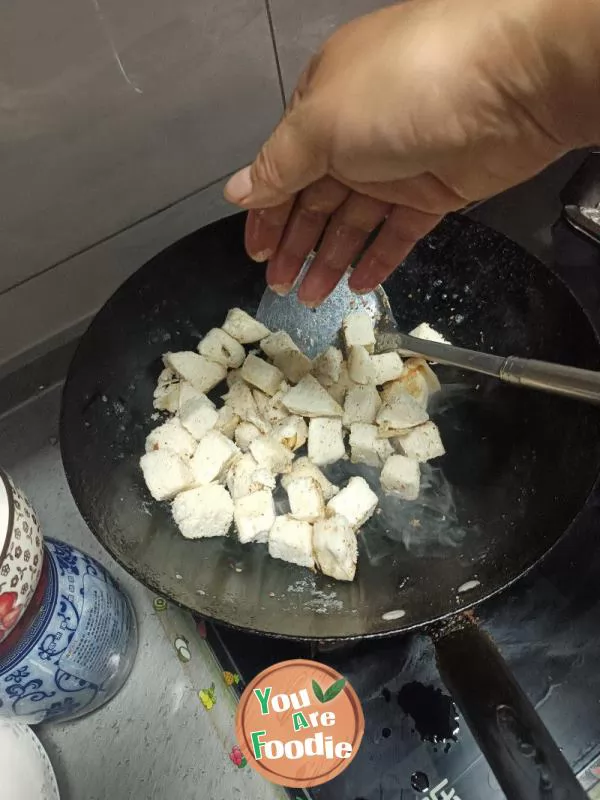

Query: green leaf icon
left=312, top=679, right=325, bottom=703
left=323, top=678, right=346, bottom=703
left=313, top=677, right=346, bottom=703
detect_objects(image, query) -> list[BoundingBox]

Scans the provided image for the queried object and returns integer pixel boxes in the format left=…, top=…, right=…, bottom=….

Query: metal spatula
left=256, top=258, right=600, bottom=404
left=256, top=255, right=386, bottom=358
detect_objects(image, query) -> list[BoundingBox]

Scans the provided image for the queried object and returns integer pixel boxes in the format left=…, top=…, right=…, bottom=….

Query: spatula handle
left=387, top=333, right=600, bottom=405
left=500, top=356, right=600, bottom=404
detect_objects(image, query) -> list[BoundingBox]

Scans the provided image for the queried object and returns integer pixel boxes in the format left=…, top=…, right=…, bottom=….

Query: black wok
left=61, top=212, right=600, bottom=799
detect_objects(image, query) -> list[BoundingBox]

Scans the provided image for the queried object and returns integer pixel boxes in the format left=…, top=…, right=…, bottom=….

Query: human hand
left=225, top=0, right=598, bottom=306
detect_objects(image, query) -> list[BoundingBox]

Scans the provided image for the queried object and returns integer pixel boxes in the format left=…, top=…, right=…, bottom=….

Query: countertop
left=0, top=383, right=284, bottom=800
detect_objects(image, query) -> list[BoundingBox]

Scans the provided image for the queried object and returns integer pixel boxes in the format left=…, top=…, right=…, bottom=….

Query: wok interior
left=60, top=213, right=600, bottom=639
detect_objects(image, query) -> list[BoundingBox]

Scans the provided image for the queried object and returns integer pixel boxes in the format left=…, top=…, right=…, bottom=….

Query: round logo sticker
left=235, top=659, right=364, bottom=787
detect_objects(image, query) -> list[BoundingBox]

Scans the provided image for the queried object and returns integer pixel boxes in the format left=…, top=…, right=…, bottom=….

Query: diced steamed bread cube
left=225, top=381, right=259, bottom=421
left=272, top=416, right=308, bottom=451
left=348, top=346, right=376, bottom=385
left=371, top=352, right=404, bottom=385
left=343, top=311, right=376, bottom=353
left=226, top=453, right=275, bottom=500
left=253, top=388, right=289, bottom=426
left=241, top=354, right=284, bottom=397
left=226, top=369, right=244, bottom=388
left=235, top=422, right=262, bottom=452
left=172, top=485, right=234, bottom=538
left=179, top=397, right=219, bottom=441
left=153, top=368, right=180, bottom=412
left=349, top=423, right=393, bottom=468
left=313, top=516, right=358, bottom=581
left=393, top=421, right=445, bottom=462
left=282, top=375, right=343, bottom=418
left=198, top=328, right=245, bottom=369
left=260, top=331, right=312, bottom=384
left=140, top=450, right=193, bottom=501
left=190, top=431, right=240, bottom=484
left=386, top=369, right=428, bottom=408
left=222, top=308, right=270, bottom=343
left=249, top=435, right=294, bottom=475
left=376, top=390, right=429, bottom=436
left=387, top=357, right=441, bottom=408
left=234, top=490, right=276, bottom=543
left=165, top=351, right=226, bottom=394
left=404, top=358, right=441, bottom=394
left=343, top=385, right=381, bottom=427
left=326, top=476, right=378, bottom=529
left=260, top=331, right=298, bottom=360
left=307, top=418, right=345, bottom=466
left=281, top=457, right=339, bottom=501
left=286, top=476, right=324, bottom=522
left=268, top=515, right=314, bottom=568
left=215, top=405, right=240, bottom=439
left=145, top=418, right=197, bottom=459
left=312, top=347, right=343, bottom=387
left=380, top=454, right=420, bottom=500
left=327, top=363, right=354, bottom=406
left=272, top=349, right=313, bottom=384
left=179, top=382, right=215, bottom=415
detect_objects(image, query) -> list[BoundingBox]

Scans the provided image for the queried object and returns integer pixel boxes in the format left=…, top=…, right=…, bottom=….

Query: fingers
left=296, top=193, right=391, bottom=306
left=348, top=205, right=442, bottom=294
left=245, top=202, right=294, bottom=264
left=265, top=177, right=350, bottom=294
left=333, top=172, right=467, bottom=214
left=224, top=106, right=328, bottom=209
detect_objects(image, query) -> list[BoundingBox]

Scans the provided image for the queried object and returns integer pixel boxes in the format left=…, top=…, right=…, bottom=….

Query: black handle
left=431, top=615, right=587, bottom=800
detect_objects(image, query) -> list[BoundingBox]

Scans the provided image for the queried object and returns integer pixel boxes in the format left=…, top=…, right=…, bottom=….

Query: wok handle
left=432, top=615, right=587, bottom=800
left=500, top=356, right=600, bottom=404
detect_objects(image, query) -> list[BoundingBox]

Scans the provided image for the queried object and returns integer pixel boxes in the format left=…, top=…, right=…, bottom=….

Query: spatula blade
left=255, top=257, right=394, bottom=359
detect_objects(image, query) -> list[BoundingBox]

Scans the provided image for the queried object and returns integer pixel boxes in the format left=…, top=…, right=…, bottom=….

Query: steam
left=324, top=381, right=477, bottom=563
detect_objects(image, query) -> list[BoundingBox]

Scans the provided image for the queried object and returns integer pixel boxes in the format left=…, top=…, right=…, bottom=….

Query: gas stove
left=203, top=151, right=600, bottom=800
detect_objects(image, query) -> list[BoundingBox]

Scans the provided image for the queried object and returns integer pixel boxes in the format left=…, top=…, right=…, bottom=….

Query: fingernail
left=270, top=282, right=292, bottom=296
left=350, top=285, right=373, bottom=295
left=252, top=249, right=273, bottom=263
left=225, top=167, right=253, bottom=204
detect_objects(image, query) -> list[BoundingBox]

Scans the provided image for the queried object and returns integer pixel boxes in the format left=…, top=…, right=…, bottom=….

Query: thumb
left=224, top=109, right=328, bottom=208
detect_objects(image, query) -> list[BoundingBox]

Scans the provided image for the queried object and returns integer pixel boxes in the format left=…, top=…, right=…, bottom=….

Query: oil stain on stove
left=397, top=681, right=460, bottom=745
left=411, top=770, right=430, bottom=792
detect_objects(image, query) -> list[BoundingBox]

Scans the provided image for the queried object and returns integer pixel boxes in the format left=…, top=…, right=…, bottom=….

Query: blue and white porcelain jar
left=0, top=538, right=137, bottom=724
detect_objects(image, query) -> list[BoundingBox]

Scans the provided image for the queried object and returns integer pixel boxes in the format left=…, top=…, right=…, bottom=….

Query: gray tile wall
left=1, top=0, right=386, bottom=374
left=269, top=0, right=385, bottom=97
left=0, top=0, right=282, bottom=287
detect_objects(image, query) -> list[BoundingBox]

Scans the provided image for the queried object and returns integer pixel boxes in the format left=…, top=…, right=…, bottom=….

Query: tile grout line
left=0, top=169, right=239, bottom=300
left=264, top=0, right=287, bottom=110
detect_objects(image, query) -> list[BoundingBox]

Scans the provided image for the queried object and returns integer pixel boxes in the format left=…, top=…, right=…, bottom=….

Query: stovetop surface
left=208, top=490, right=600, bottom=799
left=205, top=191, right=600, bottom=800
